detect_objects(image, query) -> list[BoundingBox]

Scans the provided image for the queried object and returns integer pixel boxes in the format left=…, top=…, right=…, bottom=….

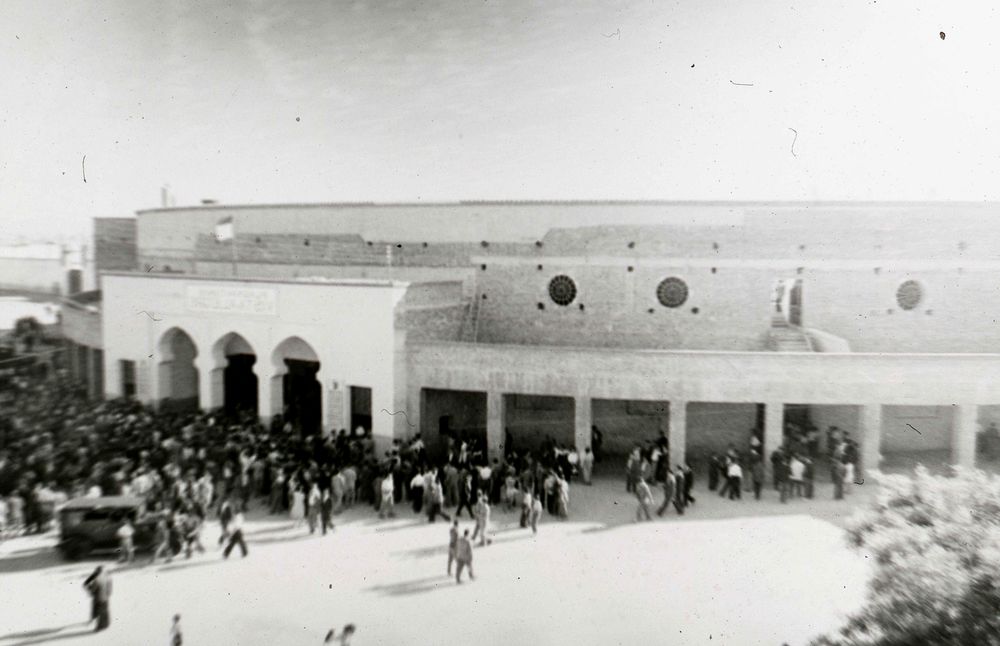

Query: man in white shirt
left=788, top=455, right=806, bottom=498
left=726, top=460, right=743, bottom=500
left=116, top=519, right=135, bottom=563
left=222, top=512, right=247, bottom=558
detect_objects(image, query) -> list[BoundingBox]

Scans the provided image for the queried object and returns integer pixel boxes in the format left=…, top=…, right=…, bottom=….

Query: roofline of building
left=135, top=199, right=1000, bottom=216
left=100, top=271, right=412, bottom=289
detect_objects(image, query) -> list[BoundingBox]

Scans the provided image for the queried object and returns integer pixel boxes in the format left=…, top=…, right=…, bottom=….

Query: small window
left=896, top=280, right=923, bottom=311
left=656, top=277, right=689, bottom=308
left=548, top=275, right=577, bottom=306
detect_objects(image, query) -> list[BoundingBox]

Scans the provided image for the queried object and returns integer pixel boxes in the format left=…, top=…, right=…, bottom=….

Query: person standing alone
left=83, top=565, right=112, bottom=631
left=455, top=529, right=474, bottom=584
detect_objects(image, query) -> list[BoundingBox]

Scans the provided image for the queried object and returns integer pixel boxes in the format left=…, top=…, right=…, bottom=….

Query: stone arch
left=271, top=336, right=322, bottom=435
left=211, top=332, right=258, bottom=416
left=156, top=327, right=199, bottom=411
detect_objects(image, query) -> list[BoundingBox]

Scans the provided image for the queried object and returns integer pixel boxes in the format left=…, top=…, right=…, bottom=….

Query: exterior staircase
left=769, top=315, right=814, bottom=352
left=459, top=295, right=481, bottom=343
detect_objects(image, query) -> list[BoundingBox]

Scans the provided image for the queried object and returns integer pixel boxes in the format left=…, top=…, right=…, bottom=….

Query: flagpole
left=231, top=221, right=238, bottom=277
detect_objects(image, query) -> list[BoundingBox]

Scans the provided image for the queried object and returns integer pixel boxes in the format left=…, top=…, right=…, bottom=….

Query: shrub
left=812, top=466, right=1000, bottom=646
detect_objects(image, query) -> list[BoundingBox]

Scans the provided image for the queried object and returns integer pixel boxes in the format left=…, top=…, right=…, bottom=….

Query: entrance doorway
left=271, top=336, right=322, bottom=435
left=771, top=278, right=803, bottom=326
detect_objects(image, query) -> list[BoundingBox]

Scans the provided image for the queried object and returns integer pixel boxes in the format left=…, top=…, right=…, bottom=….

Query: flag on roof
left=214, top=216, right=234, bottom=242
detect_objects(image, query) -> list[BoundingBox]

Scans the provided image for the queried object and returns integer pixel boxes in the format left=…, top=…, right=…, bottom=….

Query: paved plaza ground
left=0, top=473, right=875, bottom=646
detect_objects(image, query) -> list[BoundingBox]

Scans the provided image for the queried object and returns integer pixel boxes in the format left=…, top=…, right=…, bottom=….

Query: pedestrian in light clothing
left=529, top=494, right=543, bottom=534
left=455, top=529, right=474, bottom=583
left=446, top=520, right=459, bottom=575
left=378, top=472, right=396, bottom=519
left=116, top=519, right=135, bottom=564
left=222, top=511, right=248, bottom=558
left=656, top=469, right=675, bottom=517
left=635, top=478, right=654, bottom=522
left=307, top=483, right=322, bottom=533
left=580, top=447, right=594, bottom=485
left=472, top=494, right=492, bottom=547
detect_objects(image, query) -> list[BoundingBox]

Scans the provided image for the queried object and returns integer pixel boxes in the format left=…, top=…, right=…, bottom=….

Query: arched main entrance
left=157, top=327, right=199, bottom=412
left=271, top=336, right=321, bottom=435
left=211, top=332, right=258, bottom=416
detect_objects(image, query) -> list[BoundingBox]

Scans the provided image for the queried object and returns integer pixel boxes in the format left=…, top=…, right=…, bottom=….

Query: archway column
left=195, top=354, right=221, bottom=411
left=316, top=367, right=332, bottom=436
left=258, top=362, right=279, bottom=425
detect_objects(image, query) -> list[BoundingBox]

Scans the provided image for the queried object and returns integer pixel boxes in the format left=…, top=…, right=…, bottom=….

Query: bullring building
left=62, top=201, right=1000, bottom=479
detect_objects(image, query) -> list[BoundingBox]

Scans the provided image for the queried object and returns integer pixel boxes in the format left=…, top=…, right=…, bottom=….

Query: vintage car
left=56, top=496, right=157, bottom=560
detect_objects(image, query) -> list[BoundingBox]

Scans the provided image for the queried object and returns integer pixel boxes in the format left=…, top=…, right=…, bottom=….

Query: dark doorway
left=224, top=354, right=258, bottom=415
left=788, top=279, right=803, bottom=326
left=67, top=269, right=83, bottom=295
left=350, top=386, right=372, bottom=432
left=283, top=359, right=321, bottom=435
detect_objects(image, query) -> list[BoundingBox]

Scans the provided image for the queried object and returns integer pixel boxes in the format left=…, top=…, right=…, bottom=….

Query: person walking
left=751, top=454, right=765, bottom=500
left=218, top=498, right=234, bottom=545
left=727, top=459, right=743, bottom=500
left=222, top=511, right=248, bottom=559
left=656, top=468, right=676, bottom=517
left=330, top=469, right=346, bottom=514
left=455, top=529, right=474, bottom=584
left=307, top=483, right=322, bottom=533
left=471, top=494, right=492, bottom=547
left=446, top=519, right=459, bottom=576
left=151, top=517, right=173, bottom=564
left=169, top=614, right=183, bottom=646
left=635, top=477, right=654, bottom=522
left=116, top=518, right=135, bottom=564
left=378, top=472, right=396, bottom=519
left=832, top=458, right=846, bottom=500
left=82, top=566, right=101, bottom=626
left=324, top=624, right=356, bottom=645
left=410, top=470, right=425, bottom=514
left=426, top=478, right=450, bottom=523
left=556, top=472, right=569, bottom=519
left=529, top=493, right=543, bottom=534
left=580, top=447, right=594, bottom=485
left=83, top=565, right=112, bottom=631
left=455, top=471, right=474, bottom=519
left=183, top=513, right=206, bottom=558
left=321, top=489, right=334, bottom=535
left=290, top=485, right=306, bottom=528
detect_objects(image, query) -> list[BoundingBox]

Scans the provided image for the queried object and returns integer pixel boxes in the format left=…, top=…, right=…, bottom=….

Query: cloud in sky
left=1, top=0, right=997, bottom=240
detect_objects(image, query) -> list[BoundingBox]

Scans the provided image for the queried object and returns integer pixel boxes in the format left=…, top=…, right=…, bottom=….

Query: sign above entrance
left=186, top=284, right=277, bottom=316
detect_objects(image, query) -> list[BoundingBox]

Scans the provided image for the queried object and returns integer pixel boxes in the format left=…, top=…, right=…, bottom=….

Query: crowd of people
left=0, top=347, right=874, bottom=554
left=0, top=352, right=597, bottom=552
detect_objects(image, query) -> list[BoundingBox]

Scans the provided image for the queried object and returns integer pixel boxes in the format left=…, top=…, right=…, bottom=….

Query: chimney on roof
left=201, top=199, right=217, bottom=205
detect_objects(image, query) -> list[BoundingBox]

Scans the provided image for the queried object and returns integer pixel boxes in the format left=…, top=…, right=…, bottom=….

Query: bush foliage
left=813, top=466, right=1000, bottom=646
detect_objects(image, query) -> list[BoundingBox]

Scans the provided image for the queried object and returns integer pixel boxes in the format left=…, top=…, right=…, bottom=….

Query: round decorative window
left=896, top=280, right=923, bottom=311
left=656, top=277, right=689, bottom=308
left=548, top=275, right=577, bottom=306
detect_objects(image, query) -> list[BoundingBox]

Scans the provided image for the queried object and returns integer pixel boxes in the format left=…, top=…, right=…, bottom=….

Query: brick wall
left=474, top=261, right=773, bottom=350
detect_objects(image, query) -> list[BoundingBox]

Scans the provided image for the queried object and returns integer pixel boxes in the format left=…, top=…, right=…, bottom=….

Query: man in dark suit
left=83, top=565, right=112, bottom=631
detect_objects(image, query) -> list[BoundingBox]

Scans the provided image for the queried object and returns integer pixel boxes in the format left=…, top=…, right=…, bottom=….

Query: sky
left=1, top=0, right=997, bottom=241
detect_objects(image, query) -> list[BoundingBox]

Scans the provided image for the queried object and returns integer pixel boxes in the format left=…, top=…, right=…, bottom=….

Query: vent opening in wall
left=656, top=277, right=689, bottom=308
left=480, top=264, right=487, bottom=271
left=548, top=275, right=577, bottom=306
left=578, top=303, right=585, bottom=311
left=710, top=267, right=717, bottom=274
left=537, top=302, right=545, bottom=310
left=691, top=307, right=700, bottom=314
left=627, top=266, right=634, bottom=272
left=537, top=264, right=543, bottom=271
left=896, top=280, right=923, bottom=311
